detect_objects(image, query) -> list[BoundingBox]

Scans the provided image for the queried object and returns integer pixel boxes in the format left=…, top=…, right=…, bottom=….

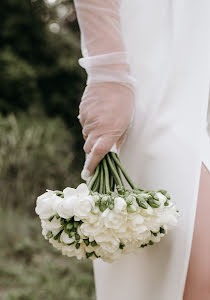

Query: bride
left=73, top=1, right=210, bottom=299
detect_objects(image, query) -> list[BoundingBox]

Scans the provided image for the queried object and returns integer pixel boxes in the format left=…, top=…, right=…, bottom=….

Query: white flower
left=80, top=220, right=104, bottom=238
left=49, top=238, right=63, bottom=250
left=150, top=233, right=161, bottom=243
left=100, top=240, right=120, bottom=254
left=73, top=195, right=94, bottom=219
left=141, top=205, right=154, bottom=216
left=95, top=245, right=122, bottom=262
left=85, top=212, right=98, bottom=224
left=56, top=186, right=78, bottom=219
left=128, top=213, right=144, bottom=227
left=114, top=197, right=127, bottom=214
left=137, top=230, right=152, bottom=242
left=156, top=192, right=167, bottom=206
left=159, top=213, right=178, bottom=229
left=56, top=183, right=93, bottom=220
left=61, top=244, right=76, bottom=257
left=41, top=218, right=61, bottom=231
left=37, top=182, right=180, bottom=263
left=63, top=183, right=89, bottom=198
left=76, top=183, right=90, bottom=196
left=56, top=198, right=75, bottom=219
left=102, top=209, right=127, bottom=230
left=60, top=232, right=75, bottom=244
left=41, top=227, right=48, bottom=239
left=35, top=190, right=62, bottom=219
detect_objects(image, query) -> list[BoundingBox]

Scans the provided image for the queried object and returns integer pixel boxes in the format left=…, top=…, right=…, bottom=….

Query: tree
left=0, top=0, right=86, bottom=159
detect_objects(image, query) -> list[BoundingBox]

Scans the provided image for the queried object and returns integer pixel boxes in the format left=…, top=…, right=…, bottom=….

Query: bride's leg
left=183, top=163, right=210, bottom=299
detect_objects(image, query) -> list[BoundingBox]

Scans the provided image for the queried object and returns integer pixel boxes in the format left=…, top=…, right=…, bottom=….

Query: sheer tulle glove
left=74, top=0, right=136, bottom=179
left=79, top=80, right=135, bottom=179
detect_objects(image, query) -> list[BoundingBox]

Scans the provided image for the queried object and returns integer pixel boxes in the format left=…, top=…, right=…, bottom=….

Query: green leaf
left=90, top=241, right=97, bottom=247
left=83, top=239, right=89, bottom=246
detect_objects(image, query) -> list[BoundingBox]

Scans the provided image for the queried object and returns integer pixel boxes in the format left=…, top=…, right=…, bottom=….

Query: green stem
left=102, top=157, right=110, bottom=193
left=88, top=164, right=100, bottom=191
left=99, top=162, right=104, bottom=194
left=106, top=153, right=123, bottom=187
left=92, top=173, right=100, bottom=192
left=112, top=156, right=125, bottom=189
left=110, top=174, right=115, bottom=191
left=110, top=152, right=136, bottom=189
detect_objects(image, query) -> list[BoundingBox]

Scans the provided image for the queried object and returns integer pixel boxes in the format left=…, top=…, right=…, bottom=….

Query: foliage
left=0, top=0, right=85, bottom=156
left=0, top=208, right=95, bottom=300
left=0, top=1, right=92, bottom=297
left=0, top=111, right=82, bottom=214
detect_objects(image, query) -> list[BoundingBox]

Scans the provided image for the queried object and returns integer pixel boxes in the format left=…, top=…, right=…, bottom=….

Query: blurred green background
left=0, top=0, right=95, bottom=299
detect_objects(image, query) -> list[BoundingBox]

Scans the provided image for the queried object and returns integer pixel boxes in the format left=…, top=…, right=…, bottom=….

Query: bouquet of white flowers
left=35, top=152, right=179, bottom=263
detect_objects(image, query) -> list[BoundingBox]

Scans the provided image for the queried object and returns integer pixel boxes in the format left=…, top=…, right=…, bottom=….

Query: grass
left=0, top=113, right=95, bottom=299
left=0, top=112, right=82, bottom=214
left=0, top=208, right=95, bottom=300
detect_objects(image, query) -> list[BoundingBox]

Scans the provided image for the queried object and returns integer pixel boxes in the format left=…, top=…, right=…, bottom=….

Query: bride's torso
left=120, top=0, right=210, bottom=171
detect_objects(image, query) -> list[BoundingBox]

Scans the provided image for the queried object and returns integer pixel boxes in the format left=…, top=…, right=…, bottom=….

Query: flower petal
left=63, top=187, right=76, bottom=198
left=76, top=183, right=90, bottom=196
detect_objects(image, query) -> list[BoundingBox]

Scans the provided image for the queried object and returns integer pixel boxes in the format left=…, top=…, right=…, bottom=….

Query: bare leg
left=183, top=163, right=210, bottom=299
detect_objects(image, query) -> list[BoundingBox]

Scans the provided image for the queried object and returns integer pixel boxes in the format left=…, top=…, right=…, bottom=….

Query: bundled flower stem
left=36, top=152, right=180, bottom=262
left=88, top=152, right=135, bottom=193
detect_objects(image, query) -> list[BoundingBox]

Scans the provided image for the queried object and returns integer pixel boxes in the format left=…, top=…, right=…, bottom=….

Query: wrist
left=78, top=51, right=136, bottom=90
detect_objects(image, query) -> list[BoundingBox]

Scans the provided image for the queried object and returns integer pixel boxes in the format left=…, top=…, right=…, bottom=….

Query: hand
left=79, top=81, right=134, bottom=178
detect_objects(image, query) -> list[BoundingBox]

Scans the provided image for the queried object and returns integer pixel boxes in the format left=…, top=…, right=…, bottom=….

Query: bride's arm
left=74, top=0, right=136, bottom=178
left=74, top=0, right=126, bottom=56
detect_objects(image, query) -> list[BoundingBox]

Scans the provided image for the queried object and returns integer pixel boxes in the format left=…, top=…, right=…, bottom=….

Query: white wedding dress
left=91, top=1, right=210, bottom=300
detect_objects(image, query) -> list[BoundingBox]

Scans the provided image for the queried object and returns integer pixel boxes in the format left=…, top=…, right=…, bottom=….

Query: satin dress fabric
left=93, top=1, right=210, bottom=299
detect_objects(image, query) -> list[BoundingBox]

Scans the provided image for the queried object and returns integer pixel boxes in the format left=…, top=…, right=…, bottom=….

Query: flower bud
left=109, top=203, right=114, bottom=210
left=102, top=196, right=109, bottom=202
left=93, top=194, right=100, bottom=202
left=46, top=231, right=53, bottom=239
left=126, top=195, right=135, bottom=205
left=157, top=189, right=168, bottom=195
left=165, top=192, right=171, bottom=200
left=153, top=194, right=159, bottom=200
left=99, top=204, right=107, bottom=212
left=136, top=196, right=148, bottom=209
left=148, top=191, right=155, bottom=197
left=148, top=199, right=160, bottom=208
left=139, top=193, right=152, bottom=200
left=127, top=204, right=137, bottom=213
